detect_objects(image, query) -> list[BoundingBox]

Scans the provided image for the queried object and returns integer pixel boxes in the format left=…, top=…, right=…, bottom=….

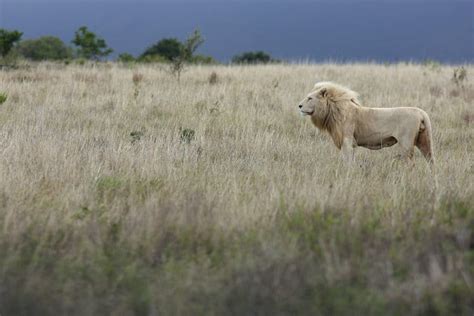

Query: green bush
left=232, top=51, right=276, bottom=64
left=140, top=38, right=183, bottom=61
left=117, top=53, right=135, bottom=63
left=16, top=36, right=72, bottom=61
left=130, top=130, right=144, bottom=143
left=139, top=30, right=210, bottom=68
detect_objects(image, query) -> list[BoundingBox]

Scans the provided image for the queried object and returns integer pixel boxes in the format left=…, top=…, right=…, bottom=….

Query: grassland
left=0, top=62, right=473, bottom=315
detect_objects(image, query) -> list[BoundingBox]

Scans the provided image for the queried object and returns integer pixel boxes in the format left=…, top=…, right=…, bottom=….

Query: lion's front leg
left=341, top=137, right=355, bottom=165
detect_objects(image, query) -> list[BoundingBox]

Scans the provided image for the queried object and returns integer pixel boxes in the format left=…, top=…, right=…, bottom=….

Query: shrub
left=180, top=128, right=195, bottom=144
left=159, top=30, right=205, bottom=81
left=140, top=30, right=208, bottom=80
left=16, top=36, right=72, bottom=61
left=168, top=30, right=204, bottom=81
left=117, top=53, right=135, bottom=63
left=232, top=51, right=275, bottom=64
left=130, top=131, right=144, bottom=144
left=140, top=38, right=183, bottom=61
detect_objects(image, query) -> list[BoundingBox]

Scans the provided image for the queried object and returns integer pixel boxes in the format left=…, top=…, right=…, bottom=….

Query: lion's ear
left=319, top=88, right=328, bottom=98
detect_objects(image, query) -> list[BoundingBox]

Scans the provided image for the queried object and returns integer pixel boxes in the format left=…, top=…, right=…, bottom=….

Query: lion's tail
left=417, top=111, right=435, bottom=165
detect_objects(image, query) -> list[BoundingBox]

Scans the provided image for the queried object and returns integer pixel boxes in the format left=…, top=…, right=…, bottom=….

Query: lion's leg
left=402, top=146, right=414, bottom=159
left=341, top=137, right=355, bottom=165
left=396, top=143, right=414, bottom=162
left=416, top=130, right=434, bottom=164
left=396, top=130, right=417, bottom=164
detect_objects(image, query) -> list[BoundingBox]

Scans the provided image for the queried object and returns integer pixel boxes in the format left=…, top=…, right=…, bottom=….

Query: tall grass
left=0, top=62, right=473, bottom=315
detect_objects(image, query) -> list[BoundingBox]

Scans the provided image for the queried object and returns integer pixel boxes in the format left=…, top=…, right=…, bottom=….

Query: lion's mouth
left=300, top=110, right=314, bottom=116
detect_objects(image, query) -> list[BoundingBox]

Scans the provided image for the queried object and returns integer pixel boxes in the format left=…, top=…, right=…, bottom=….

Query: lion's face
left=298, top=89, right=326, bottom=116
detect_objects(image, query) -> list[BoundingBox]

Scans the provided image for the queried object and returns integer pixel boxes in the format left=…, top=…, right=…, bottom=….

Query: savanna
left=0, top=62, right=473, bottom=315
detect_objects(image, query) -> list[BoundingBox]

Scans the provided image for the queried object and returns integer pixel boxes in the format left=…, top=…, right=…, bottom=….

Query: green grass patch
left=0, top=92, right=7, bottom=105
left=1, top=199, right=473, bottom=315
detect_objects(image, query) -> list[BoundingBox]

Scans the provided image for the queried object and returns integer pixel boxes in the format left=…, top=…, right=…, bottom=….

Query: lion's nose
left=298, top=104, right=303, bottom=109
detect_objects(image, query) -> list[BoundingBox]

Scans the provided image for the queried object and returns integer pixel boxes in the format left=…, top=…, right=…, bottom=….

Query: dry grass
left=0, top=62, right=473, bottom=315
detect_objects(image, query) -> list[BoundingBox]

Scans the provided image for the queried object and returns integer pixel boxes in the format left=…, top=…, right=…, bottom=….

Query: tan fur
left=298, top=82, right=434, bottom=164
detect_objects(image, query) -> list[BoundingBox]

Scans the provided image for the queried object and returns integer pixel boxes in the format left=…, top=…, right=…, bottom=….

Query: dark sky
left=1, top=0, right=473, bottom=62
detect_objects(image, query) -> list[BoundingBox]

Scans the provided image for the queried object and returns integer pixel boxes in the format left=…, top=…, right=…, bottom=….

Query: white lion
left=298, top=82, right=434, bottom=164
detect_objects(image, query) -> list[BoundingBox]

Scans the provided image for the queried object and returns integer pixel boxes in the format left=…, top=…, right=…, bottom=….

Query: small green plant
left=96, top=176, right=124, bottom=191
left=73, top=206, right=92, bottom=221
left=179, top=128, right=195, bottom=144
left=130, top=130, right=144, bottom=143
left=0, top=93, right=7, bottom=105
left=452, top=67, right=467, bottom=87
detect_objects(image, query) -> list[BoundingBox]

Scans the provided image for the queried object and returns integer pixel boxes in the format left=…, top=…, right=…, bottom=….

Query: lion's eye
left=308, top=97, right=313, bottom=101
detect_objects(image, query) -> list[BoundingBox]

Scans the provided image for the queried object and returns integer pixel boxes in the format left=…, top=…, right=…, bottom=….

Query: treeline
left=0, top=27, right=278, bottom=65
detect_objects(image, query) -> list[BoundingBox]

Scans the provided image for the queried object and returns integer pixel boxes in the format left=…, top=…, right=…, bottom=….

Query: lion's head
left=298, top=86, right=326, bottom=117
left=298, top=82, right=360, bottom=148
left=298, top=82, right=359, bottom=116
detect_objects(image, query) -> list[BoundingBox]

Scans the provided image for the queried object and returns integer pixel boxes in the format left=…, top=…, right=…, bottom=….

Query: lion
left=298, top=81, right=434, bottom=164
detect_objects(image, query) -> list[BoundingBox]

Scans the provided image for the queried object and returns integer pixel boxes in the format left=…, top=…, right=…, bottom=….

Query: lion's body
left=299, top=82, right=434, bottom=164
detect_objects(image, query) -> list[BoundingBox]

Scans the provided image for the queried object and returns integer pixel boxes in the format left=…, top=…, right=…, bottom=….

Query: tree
left=17, top=36, right=72, bottom=61
left=140, top=30, right=205, bottom=64
left=0, top=29, right=23, bottom=57
left=181, top=29, right=204, bottom=61
left=140, top=38, right=183, bottom=61
left=232, top=51, right=274, bottom=64
left=139, top=29, right=207, bottom=79
left=168, top=29, right=205, bottom=81
left=72, top=26, right=113, bottom=60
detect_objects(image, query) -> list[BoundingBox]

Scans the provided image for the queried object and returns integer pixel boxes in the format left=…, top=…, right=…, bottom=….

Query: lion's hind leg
left=416, top=111, right=435, bottom=165
left=416, top=129, right=434, bottom=164
left=395, top=129, right=417, bottom=164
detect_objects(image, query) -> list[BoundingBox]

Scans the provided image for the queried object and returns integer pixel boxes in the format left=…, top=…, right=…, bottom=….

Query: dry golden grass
left=0, top=62, right=473, bottom=315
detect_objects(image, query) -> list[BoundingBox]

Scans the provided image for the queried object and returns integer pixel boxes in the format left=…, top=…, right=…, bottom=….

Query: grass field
left=0, top=62, right=473, bottom=315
